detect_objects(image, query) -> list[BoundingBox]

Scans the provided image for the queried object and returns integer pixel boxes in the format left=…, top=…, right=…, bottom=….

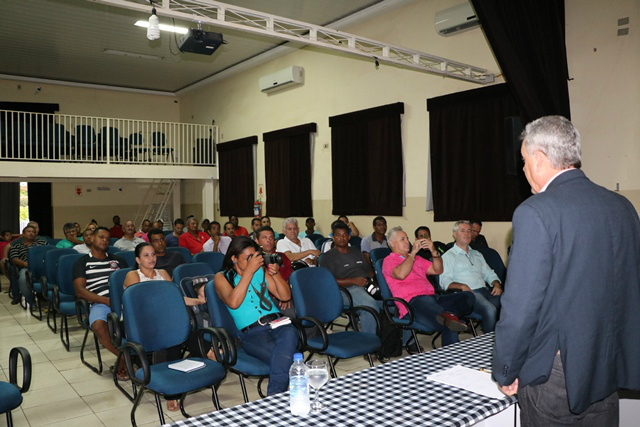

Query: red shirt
left=109, top=226, right=124, bottom=239
left=224, top=226, right=249, bottom=237
left=179, top=230, right=210, bottom=255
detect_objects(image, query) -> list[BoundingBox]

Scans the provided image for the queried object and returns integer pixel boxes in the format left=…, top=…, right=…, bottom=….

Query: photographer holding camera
left=319, top=221, right=381, bottom=335
left=254, top=226, right=295, bottom=316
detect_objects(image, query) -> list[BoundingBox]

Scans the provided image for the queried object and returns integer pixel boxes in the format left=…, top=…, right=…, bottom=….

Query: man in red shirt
left=229, top=215, right=249, bottom=236
left=179, top=217, right=209, bottom=255
left=109, top=215, right=124, bottom=239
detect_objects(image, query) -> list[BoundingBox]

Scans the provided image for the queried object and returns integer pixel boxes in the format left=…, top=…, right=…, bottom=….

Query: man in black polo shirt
left=8, top=224, right=47, bottom=304
left=73, top=227, right=128, bottom=364
left=148, top=228, right=185, bottom=277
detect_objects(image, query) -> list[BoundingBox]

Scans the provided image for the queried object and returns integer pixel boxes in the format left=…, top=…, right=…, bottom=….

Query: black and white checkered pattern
left=164, top=333, right=516, bottom=427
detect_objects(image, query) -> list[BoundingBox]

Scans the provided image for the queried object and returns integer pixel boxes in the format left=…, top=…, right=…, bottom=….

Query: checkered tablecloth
left=164, top=333, right=516, bottom=427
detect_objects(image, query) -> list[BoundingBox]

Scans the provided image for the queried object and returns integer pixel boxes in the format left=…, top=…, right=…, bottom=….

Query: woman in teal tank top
left=214, top=236, right=299, bottom=395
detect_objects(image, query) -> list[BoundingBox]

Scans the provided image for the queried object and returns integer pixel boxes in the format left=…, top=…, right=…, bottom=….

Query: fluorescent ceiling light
left=134, top=20, right=188, bottom=34
left=104, top=49, right=164, bottom=60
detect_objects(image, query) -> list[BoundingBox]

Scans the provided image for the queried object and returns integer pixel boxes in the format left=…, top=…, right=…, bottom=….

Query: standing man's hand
left=499, top=378, right=518, bottom=396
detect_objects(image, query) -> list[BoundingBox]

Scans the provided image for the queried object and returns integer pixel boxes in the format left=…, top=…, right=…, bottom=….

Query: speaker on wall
left=504, top=116, right=524, bottom=176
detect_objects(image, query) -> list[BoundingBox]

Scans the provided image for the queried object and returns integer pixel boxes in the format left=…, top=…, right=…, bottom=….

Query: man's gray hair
left=282, top=217, right=298, bottom=229
left=63, top=222, right=76, bottom=233
left=453, top=220, right=471, bottom=233
left=387, top=226, right=404, bottom=243
left=521, top=115, right=581, bottom=169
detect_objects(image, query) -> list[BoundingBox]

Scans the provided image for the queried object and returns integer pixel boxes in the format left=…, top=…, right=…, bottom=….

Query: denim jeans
left=471, top=287, right=501, bottom=333
left=240, top=323, right=299, bottom=395
left=342, top=285, right=381, bottom=335
left=409, top=292, right=475, bottom=346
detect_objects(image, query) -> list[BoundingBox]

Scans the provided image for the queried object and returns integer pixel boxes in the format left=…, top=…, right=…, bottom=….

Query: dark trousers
left=519, top=353, right=619, bottom=427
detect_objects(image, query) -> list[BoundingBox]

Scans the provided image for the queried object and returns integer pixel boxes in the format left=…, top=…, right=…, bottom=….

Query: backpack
left=377, top=312, right=403, bottom=360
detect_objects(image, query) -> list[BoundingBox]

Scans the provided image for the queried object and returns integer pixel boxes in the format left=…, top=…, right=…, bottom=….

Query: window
left=216, top=136, right=257, bottom=217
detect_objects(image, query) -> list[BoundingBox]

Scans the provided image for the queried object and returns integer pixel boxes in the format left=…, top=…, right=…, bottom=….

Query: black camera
left=260, top=250, right=283, bottom=266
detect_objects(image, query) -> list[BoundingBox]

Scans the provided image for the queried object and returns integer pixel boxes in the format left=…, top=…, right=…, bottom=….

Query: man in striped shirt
left=8, top=224, right=47, bottom=304
left=73, top=226, right=128, bottom=363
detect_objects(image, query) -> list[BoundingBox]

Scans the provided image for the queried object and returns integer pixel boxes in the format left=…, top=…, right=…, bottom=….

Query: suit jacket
left=493, top=169, right=640, bottom=413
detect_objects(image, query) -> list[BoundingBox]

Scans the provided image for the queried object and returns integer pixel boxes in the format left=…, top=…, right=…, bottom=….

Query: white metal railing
left=0, top=110, right=217, bottom=166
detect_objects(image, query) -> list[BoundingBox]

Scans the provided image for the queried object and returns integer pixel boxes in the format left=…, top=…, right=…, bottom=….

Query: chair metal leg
left=60, top=314, right=70, bottom=351
left=431, top=331, right=442, bottom=349
left=6, top=411, right=13, bottom=427
left=30, top=294, right=43, bottom=320
left=238, top=374, right=249, bottom=403
left=257, top=377, right=267, bottom=399
left=113, top=352, right=137, bottom=401
left=366, top=354, right=375, bottom=367
left=179, top=394, right=191, bottom=419
left=210, top=385, right=221, bottom=411
left=47, top=301, right=57, bottom=333
left=153, top=394, right=166, bottom=426
left=130, top=387, right=145, bottom=427
left=80, top=329, right=103, bottom=374
left=468, top=320, right=478, bottom=337
left=327, top=357, right=337, bottom=378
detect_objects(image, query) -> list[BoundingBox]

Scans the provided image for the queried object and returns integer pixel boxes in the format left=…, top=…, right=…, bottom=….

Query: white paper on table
left=426, top=365, right=504, bottom=400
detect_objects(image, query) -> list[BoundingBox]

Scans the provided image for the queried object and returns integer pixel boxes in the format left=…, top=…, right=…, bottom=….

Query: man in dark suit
left=493, top=116, right=640, bottom=426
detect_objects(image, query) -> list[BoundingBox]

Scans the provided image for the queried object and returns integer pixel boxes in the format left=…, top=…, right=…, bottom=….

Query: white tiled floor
left=0, top=275, right=473, bottom=427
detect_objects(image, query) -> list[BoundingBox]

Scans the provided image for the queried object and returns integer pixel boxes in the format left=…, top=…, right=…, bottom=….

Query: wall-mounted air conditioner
left=435, top=2, right=480, bottom=37
left=259, top=66, right=304, bottom=93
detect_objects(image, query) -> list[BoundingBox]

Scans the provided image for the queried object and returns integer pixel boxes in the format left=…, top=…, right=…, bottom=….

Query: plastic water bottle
left=289, top=353, right=310, bottom=416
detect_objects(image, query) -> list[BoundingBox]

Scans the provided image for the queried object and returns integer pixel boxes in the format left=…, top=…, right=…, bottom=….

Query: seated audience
left=8, top=225, right=48, bottom=304
left=148, top=228, right=186, bottom=277
left=203, top=221, right=232, bottom=254
left=109, top=215, right=124, bottom=239
left=214, top=236, right=298, bottom=395
left=441, top=220, right=502, bottom=333
left=74, top=222, right=82, bottom=236
left=254, top=226, right=294, bottom=317
left=73, top=227, right=128, bottom=378
left=179, top=217, right=209, bottom=255
left=223, top=221, right=236, bottom=238
left=382, top=226, right=474, bottom=347
left=469, top=219, right=489, bottom=250
left=360, top=216, right=389, bottom=266
left=320, top=221, right=380, bottom=335
left=201, top=219, right=211, bottom=236
left=228, top=215, right=249, bottom=237
left=249, top=217, right=261, bottom=239
left=414, top=226, right=448, bottom=260
left=298, top=217, right=322, bottom=240
left=134, top=219, right=151, bottom=242
left=6, top=221, right=46, bottom=247
left=260, top=216, right=280, bottom=239
left=152, top=219, right=164, bottom=231
left=276, top=217, right=320, bottom=266
left=114, top=220, right=145, bottom=251
left=56, top=222, right=82, bottom=248
left=165, top=218, right=184, bottom=247
left=0, top=229, right=14, bottom=278
left=74, top=229, right=93, bottom=254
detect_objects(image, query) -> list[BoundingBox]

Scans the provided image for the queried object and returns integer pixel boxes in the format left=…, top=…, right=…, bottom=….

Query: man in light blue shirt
left=441, top=220, right=502, bottom=333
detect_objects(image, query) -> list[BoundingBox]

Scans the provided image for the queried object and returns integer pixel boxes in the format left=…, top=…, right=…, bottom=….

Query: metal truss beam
left=89, top=0, right=494, bottom=84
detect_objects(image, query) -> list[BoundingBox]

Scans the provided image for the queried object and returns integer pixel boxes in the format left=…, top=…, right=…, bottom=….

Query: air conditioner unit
left=434, top=2, right=480, bottom=37
left=259, top=66, right=304, bottom=93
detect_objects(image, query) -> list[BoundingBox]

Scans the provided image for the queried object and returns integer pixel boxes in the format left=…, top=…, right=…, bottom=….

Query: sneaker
left=436, top=312, right=468, bottom=332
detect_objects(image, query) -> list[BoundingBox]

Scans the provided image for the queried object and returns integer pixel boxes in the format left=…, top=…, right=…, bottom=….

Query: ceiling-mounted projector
left=178, top=29, right=225, bottom=55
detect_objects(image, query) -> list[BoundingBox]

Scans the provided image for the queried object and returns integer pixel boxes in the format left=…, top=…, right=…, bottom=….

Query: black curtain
left=329, top=103, right=404, bottom=216
left=216, top=136, right=257, bottom=217
left=0, top=183, right=20, bottom=233
left=27, top=183, right=53, bottom=238
left=471, top=0, right=571, bottom=123
left=263, top=123, right=316, bottom=217
left=428, top=84, right=529, bottom=221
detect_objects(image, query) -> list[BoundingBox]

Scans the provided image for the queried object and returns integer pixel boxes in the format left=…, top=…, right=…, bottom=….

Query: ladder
left=133, top=179, right=177, bottom=229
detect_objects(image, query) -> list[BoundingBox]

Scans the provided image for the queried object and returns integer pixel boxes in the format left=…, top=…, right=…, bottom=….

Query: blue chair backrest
left=101, top=126, right=118, bottom=143
left=152, top=132, right=166, bottom=146
left=315, top=237, right=330, bottom=251
left=374, top=259, right=393, bottom=300
left=369, top=248, right=391, bottom=266
left=204, top=279, right=240, bottom=337
left=122, top=280, right=191, bottom=352
left=107, top=245, right=118, bottom=255
left=109, top=238, right=119, bottom=245
left=477, top=247, right=507, bottom=284
left=114, top=251, right=136, bottom=269
left=44, top=248, right=78, bottom=287
left=76, top=125, right=96, bottom=143
left=349, top=236, right=362, bottom=249
left=48, top=238, right=62, bottom=246
left=192, top=252, right=224, bottom=273
left=166, top=246, right=192, bottom=262
left=129, top=132, right=143, bottom=145
left=172, top=262, right=215, bottom=287
left=108, top=268, right=132, bottom=318
left=28, top=245, right=56, bottom=279
left=163, top=230, right=172, bottom=236
left=56, top=253, right=84, bottom=295
left=290, top=267, right=343, bottom=323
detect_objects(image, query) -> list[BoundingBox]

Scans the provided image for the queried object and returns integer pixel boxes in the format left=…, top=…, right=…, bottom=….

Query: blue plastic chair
left=52, top=253, right=84, bottom=351
left=477, top=247, right=507, bottom=284
left=290, top=267, right=381, bottom=377
left=114, top=251, right=136, bottom=269
left=369, top=247, right=391, bottom=266
left=374, top=259, right=440, bottom=351
left=75, top=124, right=96, bottom=159
left=204, top=280, right=270, bottom=402
left=0, top=347, right=31, bottom=427
left=120, top=280, right=231, bottom=426
left=25, top=245, right=56, bottom=320
left=166, top=246, right=192, bottom=263
left=192, top=252, right=224, bottom=273
left=172, top=263, right=215, bottom=288
left=42, top=248, right=77, bottom=333
left=152, top=131, right=173, bottom=162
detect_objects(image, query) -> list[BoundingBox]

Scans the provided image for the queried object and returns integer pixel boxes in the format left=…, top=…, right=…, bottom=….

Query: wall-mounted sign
left=75, top=186, right=82, bottom=196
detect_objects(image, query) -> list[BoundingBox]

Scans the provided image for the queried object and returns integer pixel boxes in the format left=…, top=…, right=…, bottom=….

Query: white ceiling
left=0, top=0, right=387, bottom=93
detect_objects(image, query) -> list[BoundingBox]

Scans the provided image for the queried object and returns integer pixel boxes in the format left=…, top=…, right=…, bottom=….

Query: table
left=164, top=333, right=516, bottom=427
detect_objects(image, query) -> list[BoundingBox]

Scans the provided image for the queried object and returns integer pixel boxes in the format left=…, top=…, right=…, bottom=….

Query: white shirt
left=277, top=236, right=317, bottom=264
left=203, top=236, right=232, bottom=254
